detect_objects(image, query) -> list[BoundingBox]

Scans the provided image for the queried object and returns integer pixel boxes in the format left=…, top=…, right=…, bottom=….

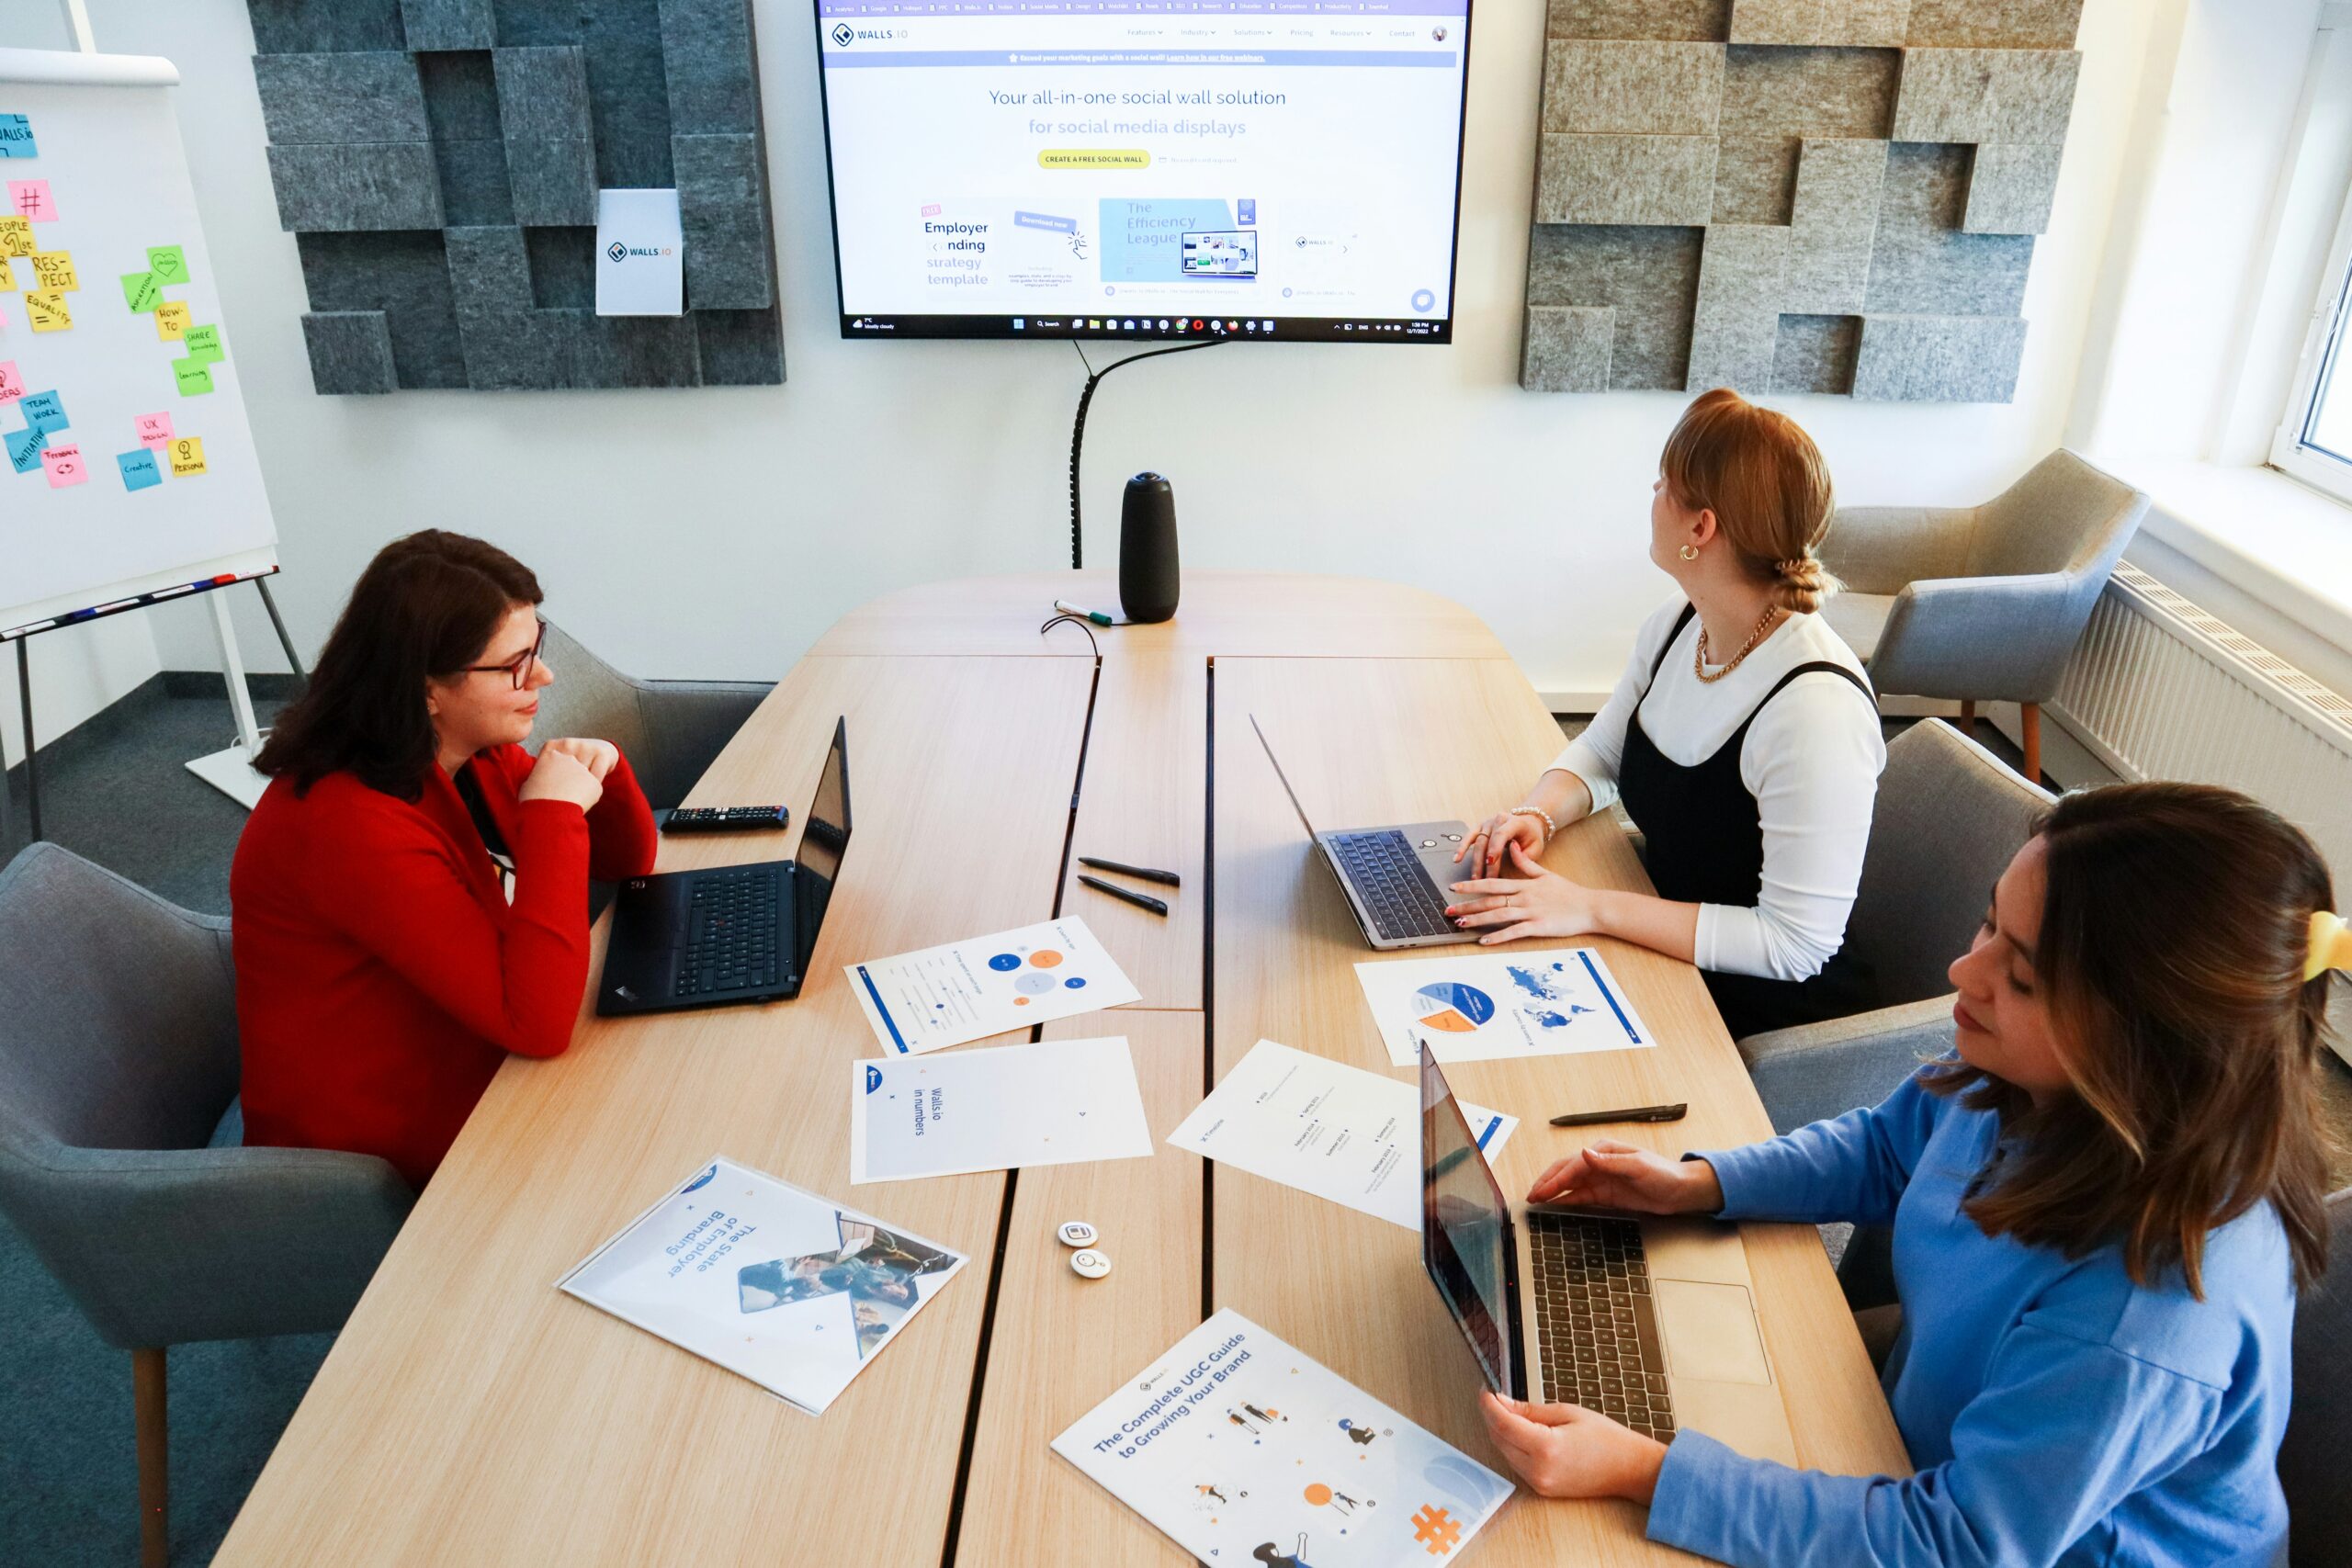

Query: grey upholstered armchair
left=0, top=842, right=414, bottom=1566
left=1818, top=450, right=2149, bottom=784
left=1739, top=718, right=2053, bottom=1131
left=2278, top=1187, right=2352, bottom=1565
left=531, top=619, right=775, bottom=814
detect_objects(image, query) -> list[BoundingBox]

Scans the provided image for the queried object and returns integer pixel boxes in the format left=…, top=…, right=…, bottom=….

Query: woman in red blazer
left=232, top=531, right=658, bottom=1189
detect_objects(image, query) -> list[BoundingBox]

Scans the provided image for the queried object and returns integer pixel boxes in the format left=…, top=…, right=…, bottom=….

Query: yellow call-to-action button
left=1038, top=148, right=1151, bottom=169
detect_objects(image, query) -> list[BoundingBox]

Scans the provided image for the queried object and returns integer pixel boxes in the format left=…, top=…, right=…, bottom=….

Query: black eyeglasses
left=464, top=620, right=547, bottom=690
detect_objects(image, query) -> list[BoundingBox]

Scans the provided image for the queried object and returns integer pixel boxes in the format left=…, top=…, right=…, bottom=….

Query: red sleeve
left=321, top=789, right=593, bottom=1059
left=488, top=744, right=657, bottom=882
left=585, top=751, right=660, bottom=881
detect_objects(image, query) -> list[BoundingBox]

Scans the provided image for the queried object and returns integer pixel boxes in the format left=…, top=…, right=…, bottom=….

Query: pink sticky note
left=40, top=442, right=85, bottom=488
left=7, top=180, right=53, bottom=222
left=0, top=360, right=20, bottom=402
left=134, top=412, right=173, bottom=450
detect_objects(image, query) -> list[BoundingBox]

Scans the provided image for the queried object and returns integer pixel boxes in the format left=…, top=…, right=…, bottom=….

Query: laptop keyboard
left=1529, top=1212, right=1678, bottom=1441
left=674, top=865, right=783, bottom=997
left=1328, top=829, right=1453, bottom=940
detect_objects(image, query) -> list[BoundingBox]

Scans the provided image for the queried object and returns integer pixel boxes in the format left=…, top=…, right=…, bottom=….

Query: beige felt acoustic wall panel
left=1521, top=0, right=2083, bottom=401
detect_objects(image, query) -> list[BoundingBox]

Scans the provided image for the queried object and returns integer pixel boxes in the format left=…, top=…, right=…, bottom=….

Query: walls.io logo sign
left=831, top=22, right=854, bottom=46
left=605, top=241, right=628, bottom=263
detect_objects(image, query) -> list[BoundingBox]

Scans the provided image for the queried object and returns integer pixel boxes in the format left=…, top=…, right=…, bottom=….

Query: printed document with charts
left=558, top=1156, right=966, bottom=1415
left=1356, top=947, right=1657, bottom=1067
left=1054, top=1310, right=1512, bottom=1565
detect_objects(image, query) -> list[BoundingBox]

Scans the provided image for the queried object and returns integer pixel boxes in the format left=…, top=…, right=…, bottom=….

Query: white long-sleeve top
left=1553, top=596, right=1884, bottom=983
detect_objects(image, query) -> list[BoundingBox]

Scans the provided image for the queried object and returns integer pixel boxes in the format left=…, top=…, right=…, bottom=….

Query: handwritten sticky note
left=154, top=300, right=190, bottom=340
left=0, top=257, right=14, bottom=292
left=182, top=324, right=224, bottom=365
left=0, top=362, right=20, bottom=402
left=25, top=290, right=68, bottom=332
left=173, top=358, right=211, bottom=396
left=0, top=217, right=30, bottom=257
left=119, top=271, right=160, bottom=312
left=40, top=443, right=85, bottom=489
left=7, top=180, right=52, bottom=221
left=6, top=423, right=44, bottom=473
left=147, top=244, right=186, bottom=284
left=117, top=448, right=162, bottom=491
left=0, top=115, right=34, bottom=160
left=166, top=435, right=205, bottom=477
left=134, top=412, right=172, bottom=450
left=27, top=250, right=74, bottom=291
left=17, top=388, right=64, bottom=433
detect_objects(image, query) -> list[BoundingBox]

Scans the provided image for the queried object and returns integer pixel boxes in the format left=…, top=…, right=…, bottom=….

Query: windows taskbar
left=837, top=313, right=1453, bottom=343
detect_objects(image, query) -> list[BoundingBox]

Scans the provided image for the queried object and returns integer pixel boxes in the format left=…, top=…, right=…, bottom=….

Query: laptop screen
left=794, top=718, right=852, bottom=970
left=1420, top=1041, right=1517, bottom=1397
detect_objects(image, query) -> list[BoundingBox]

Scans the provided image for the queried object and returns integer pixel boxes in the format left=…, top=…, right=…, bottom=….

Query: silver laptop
left=1249, top=714, right=1476, bottom=950
left=1420, top=1043, right=1798, bottom=1466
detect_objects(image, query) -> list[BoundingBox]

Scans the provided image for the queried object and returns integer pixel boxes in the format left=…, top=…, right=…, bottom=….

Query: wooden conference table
left=214, top=573, right=1907, bottom=1566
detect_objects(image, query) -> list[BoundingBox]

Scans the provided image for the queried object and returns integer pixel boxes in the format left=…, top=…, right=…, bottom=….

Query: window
left=2276, top=220, right=2352, bottom=500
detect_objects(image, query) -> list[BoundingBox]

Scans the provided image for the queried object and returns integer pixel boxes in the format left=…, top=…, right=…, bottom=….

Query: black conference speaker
left=1119, top=471, right=1180, bottom=624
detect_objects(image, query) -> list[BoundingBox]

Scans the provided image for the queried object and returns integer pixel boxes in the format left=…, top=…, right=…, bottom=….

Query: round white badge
left=1070, top=1248, right=1113, bottom=1280
left=1057, top=1220, right=1098, bottom=1247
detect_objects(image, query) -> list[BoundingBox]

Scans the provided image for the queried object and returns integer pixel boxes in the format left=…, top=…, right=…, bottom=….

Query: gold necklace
left=1693, top=604, right=1783, bottom=683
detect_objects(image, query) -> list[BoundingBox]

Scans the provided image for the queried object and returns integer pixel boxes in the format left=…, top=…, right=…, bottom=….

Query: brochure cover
left=1052, top=1309, right=1513, bottom=1564
left=558, top=1156, right=967, bottom=1415
left=846, top=915, right=1141, bottom=1055
left=850, top=1035, right=1154, bottom=1184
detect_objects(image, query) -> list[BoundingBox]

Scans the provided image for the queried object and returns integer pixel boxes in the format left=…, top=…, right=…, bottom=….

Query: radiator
left=2052, top=561, right=2352, bottom=889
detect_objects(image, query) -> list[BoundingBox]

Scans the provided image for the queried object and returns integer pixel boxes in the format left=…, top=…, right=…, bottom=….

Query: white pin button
left=1070, top=1248, right=1113, bottom=1280
left=1057, top=1220, right=1098, bottom=1247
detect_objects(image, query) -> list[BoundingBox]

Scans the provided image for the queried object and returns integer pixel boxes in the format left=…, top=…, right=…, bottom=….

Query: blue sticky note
left=117, top=448, right=161, bottom=491
left=0, top=116, right=33, bottom=160
left=6, top=423, right=46, bottom=473
left=17, top=389, right=65, bottom=433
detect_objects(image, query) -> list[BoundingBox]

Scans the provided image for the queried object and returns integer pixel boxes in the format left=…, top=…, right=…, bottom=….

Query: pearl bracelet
left=1508, top=806, right=1557, bottom=840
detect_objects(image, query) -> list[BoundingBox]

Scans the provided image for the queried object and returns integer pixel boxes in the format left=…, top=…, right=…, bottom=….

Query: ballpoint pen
left=1549, top=1103, right=1688, bottom=1128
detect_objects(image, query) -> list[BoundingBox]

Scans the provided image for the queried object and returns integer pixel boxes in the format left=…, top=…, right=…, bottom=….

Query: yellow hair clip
left=2306, top=910, right=2352, bottom=981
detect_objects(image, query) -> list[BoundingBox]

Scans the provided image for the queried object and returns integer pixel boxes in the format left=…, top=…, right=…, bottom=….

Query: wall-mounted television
left=812, top=0, right=1475, bottom=344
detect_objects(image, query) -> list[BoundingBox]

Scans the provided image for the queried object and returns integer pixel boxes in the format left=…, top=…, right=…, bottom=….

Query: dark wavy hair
left=254, top=531, right=542, bottom=800
left=1923, top=782, right=2335, bottom=1295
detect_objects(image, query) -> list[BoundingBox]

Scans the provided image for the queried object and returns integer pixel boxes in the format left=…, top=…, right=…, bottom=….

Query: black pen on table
left=1549, top=1103, right=1688, bottom=1128
left=1077, top=874, right=1169, bottom=916
left=1077, top=855, right=1182, bottom=886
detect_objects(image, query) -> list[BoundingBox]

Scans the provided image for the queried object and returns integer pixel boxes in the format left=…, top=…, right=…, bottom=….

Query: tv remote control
left=662, top=806, right=789, bottom=833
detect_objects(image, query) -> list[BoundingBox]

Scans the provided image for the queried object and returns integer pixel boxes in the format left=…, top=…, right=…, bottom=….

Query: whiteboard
left=0, top=47, right=277, bottom=637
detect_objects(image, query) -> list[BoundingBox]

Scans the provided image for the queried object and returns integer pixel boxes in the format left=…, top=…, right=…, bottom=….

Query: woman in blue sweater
left=1478, top=781, right=2335, bottom=1566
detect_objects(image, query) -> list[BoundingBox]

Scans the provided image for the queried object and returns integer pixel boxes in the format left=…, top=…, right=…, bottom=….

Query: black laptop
left=595, top=718, right=852, bottom=1016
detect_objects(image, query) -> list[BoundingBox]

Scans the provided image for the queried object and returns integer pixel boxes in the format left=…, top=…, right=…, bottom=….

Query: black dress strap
left=1747, top=659, right=1875, bottom=718
left=1643, top=604, right=1701, bottom=692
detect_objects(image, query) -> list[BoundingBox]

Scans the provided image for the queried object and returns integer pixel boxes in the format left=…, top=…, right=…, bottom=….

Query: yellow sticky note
left=25, top=289, right=70, bottom=332
left=166, top=435, right=205, bottom=477
left=154, top=300, right=190, bottom=340
left=0, top=216, right=29, bottom=258
left=0, top=255, right=15, bottom=293
left=28, top=250, right=74, bottom=291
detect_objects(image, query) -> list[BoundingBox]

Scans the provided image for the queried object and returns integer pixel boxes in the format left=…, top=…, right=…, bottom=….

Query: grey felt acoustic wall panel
left=247, top=0, right=784, bottom=393
left=1522, top=0, right=2084, bottom=401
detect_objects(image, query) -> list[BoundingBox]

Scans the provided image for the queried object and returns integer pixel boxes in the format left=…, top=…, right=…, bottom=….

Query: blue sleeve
left=1692, top=1072, right=1944, bottom=1227
left=1644, top=1322, right=2223, bottom=1567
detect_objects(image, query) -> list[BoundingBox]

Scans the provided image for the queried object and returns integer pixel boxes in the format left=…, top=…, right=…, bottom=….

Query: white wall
left=4, top=0, right=2159, bottom=711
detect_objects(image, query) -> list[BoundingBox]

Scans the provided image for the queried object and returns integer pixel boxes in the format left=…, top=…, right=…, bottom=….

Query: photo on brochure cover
left=736, top=1213, right=957, bottom=1359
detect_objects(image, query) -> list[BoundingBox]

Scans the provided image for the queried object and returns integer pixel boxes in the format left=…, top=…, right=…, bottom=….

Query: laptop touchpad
left=1654, top=1279, right=1772, bottom=1385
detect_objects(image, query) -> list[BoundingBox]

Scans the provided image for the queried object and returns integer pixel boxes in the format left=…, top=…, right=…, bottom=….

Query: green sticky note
left=147, top=244, right=186, bottom=284
left=119, top=270, right=160, bottom=312
left=172, top=358, right=212, bottom=397
left=182, top=323, right=223, bottom=364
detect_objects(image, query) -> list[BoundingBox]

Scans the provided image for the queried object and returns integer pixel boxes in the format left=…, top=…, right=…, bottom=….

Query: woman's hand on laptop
left=1447, top=840, right=1599, bottom=943
left=1525, top=1140, right=1723, bottom=1215
left=1479, top=1392, right=1667, bottom=1503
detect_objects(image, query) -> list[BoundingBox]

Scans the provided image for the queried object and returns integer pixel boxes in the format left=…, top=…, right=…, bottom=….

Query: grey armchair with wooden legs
left=1816, top=449, right=2149, bottom=784
left=528, top=619, right=774, bottom=815
left=0, top=843, right=414, bottom=1566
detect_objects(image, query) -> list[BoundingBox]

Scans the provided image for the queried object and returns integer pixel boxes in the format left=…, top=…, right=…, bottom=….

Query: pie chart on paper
left=1413, top=981, right=1495, bottom=1034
